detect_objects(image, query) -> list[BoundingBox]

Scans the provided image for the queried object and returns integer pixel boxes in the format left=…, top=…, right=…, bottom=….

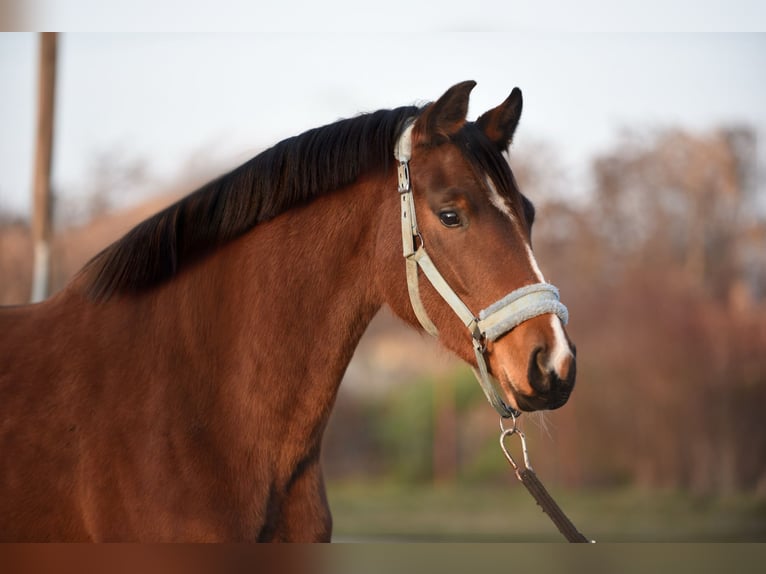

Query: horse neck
left=132, top=176, right=390, bottom=457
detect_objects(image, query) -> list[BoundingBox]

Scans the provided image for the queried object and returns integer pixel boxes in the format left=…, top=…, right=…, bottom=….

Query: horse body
left=1, top=179, right=387, bottom=541
left=0, top=81, right=577, bottom=541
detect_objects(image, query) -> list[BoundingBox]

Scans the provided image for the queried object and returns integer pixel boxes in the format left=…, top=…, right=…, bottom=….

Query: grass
left=326, top=480, right=766, bottom=542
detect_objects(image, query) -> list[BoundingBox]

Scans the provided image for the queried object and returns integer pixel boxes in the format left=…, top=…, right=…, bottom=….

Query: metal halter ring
left=499, top=416, right=533, bottom=473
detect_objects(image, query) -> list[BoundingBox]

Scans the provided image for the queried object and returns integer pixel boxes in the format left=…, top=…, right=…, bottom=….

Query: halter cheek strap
left=394, top=120, right=569, bottom=418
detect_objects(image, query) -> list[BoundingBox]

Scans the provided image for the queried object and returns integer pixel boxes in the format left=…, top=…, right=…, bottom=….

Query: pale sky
left=1, top=27, right=765, bottom=218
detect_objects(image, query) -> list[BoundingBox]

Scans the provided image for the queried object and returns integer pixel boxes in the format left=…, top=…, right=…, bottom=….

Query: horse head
left=379, top=81, right=576, bottom=414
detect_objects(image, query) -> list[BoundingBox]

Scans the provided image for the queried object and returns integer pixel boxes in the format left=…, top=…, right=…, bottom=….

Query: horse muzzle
left=491, top=321, right=577, bottom=413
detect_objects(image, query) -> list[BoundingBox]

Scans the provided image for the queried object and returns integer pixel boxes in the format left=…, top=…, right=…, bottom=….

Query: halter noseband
left=394, top=120, right=569, bottom=418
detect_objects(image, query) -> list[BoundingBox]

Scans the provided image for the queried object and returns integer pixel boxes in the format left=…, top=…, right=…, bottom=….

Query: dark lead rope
left=500, top=422, right=593, bottom=543
left=516, top=467, right=590, bottom=543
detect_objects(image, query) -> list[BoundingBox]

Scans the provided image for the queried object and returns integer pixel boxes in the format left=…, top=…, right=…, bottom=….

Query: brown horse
left=0, top=81, right=576, bottom=541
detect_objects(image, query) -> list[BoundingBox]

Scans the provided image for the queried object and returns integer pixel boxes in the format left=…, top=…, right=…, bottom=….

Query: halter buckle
left=397, top=161, right=411, bottom=194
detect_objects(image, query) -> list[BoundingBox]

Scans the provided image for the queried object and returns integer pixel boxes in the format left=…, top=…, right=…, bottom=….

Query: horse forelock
left=80, top=105, right=422, bottom=301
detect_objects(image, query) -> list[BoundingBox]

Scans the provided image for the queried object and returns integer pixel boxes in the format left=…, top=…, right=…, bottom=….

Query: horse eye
left=439, top=211, right=462, bottom=228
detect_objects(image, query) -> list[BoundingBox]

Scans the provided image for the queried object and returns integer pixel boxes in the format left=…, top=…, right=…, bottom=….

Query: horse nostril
left=521, top=345, right=577, bottom=411
left=528, top=346, right=550, bottom=394
left=528, top=345, right=577, bottom=398
left=535, top=346, right=548, bottom=374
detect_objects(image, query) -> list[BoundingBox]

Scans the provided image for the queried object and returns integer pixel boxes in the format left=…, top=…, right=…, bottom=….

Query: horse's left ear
left=476, top=87, right=523, bottom=151
left=414, top=80, right=476, bottom=145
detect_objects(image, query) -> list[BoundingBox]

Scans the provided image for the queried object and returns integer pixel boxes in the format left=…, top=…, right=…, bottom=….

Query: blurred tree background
left=1, top=122, right=765, bottom=539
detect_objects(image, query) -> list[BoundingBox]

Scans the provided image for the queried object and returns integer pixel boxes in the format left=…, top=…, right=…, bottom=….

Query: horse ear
left=415, top=80, right=476, bottom=145
left=476, top=87, right=523, bottom=150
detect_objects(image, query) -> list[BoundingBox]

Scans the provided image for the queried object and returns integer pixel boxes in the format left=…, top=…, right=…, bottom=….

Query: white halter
left=394, top=120, right=569, bottom=418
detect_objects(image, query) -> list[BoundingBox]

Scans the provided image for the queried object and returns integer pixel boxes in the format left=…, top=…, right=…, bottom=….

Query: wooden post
left=30, top=32, right=58, bottom=303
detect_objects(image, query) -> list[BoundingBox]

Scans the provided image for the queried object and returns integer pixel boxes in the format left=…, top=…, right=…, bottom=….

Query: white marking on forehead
left=484, top=175, right=518, bottom=224
left=484, top=174, right=546, bottom=283
left=486, top=157, right=570, bottom=375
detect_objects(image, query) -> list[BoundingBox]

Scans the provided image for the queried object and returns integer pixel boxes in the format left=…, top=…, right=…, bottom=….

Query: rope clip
left=499, top=415, right=533, bottom=476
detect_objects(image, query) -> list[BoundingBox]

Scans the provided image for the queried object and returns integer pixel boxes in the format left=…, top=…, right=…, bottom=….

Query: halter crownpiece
left=394, top=119, right=569, bottom=418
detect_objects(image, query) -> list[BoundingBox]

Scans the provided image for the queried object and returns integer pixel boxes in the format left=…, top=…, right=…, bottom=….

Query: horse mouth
left=495, top=370, right=572, bottom=413
left=513, top=389, right=570, bottom=412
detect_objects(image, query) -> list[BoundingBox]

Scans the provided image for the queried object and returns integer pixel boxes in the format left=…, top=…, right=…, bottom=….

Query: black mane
left=81, top=105, right=421, bottom=300
left=81, top=101, right=520, bottom=302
